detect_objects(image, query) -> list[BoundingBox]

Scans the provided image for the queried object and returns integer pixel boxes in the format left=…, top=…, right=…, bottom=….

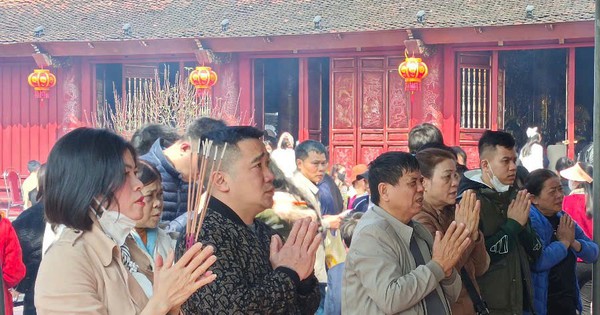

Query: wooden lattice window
left=458, top=53, right=491, bottom=129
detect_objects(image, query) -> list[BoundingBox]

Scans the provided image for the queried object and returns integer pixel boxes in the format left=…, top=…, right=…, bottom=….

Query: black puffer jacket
left=140, top=139, right=189, bottom=225
left=12, top=202, right=45, bottom=315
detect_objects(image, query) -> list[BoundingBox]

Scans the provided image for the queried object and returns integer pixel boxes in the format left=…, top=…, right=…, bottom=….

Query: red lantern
left=27, top=68, right=56, bottom=100
left=189, top=66, right=217, bottom=96
left=398, top=55, right=429, bottom=93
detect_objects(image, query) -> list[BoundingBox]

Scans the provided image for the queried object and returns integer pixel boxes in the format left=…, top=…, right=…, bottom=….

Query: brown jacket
left=413, top=202, right=490, bottom=315
left=35, top=215, right=149, bottom=314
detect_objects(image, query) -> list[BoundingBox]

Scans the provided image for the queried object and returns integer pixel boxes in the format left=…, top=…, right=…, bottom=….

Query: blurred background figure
left=331, top=164, right=349, bottom=204
left=451, top=146, right=469, bottom=176
left=519, top=127, right=544, bottom=172
left=21, top=160, right=41, bottom=209
left=347, top=164, right=368, bottom=210
left=556, top=157, right=576, bottom=195
left=560, top=162, right=594, bottom=315
left=324, top=212, right=363, bottom=315
left=408, top=123, right=444, bottom=153
left=1, top=210, right=25, bottom=315
left=271, top=131, right=296, bottom=178
left=12, top=164, right=46, bottom=315
left=130, top=123, right=180, bottom=156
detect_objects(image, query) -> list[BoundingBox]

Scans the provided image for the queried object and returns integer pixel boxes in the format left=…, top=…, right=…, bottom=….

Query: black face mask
left=337, top=173, right=346, bottom=182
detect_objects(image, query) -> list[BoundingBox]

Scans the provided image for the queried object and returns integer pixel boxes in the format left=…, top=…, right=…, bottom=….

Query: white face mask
left=485, top=162, right=511, bottom=193
left=94, top=203, right=136, bottom=246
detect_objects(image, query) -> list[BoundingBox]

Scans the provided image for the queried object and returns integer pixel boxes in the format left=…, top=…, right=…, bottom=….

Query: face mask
left=485, top=162, right=511, bottom=193
left=338, top=173, right=346, bottom=182
left=94, top=202, right=136, bottom=246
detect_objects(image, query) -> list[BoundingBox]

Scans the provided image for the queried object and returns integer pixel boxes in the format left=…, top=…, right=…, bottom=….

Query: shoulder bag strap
left=460, top=267, right=489, bottom=315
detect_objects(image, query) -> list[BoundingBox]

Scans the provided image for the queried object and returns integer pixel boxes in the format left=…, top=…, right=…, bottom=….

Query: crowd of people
left=0, top=119, right=597, bottom=315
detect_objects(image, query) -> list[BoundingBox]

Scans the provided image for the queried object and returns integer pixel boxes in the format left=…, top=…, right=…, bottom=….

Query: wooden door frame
left=448, top=42, right=593, bottom=160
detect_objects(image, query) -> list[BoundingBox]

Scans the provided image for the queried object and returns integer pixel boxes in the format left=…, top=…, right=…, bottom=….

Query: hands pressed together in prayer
left=270, top=217, right=322, bottom=280
left=143, top=243, right=217, bottom=315
left=507, top=190, right=532, bottom=226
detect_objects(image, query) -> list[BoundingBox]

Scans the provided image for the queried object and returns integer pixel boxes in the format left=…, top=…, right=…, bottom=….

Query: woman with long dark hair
left=526, top=169, right=598, bottom=315
left=35, top=128, right=217, bottom=314
left=519, top=127, right=544, bottom=172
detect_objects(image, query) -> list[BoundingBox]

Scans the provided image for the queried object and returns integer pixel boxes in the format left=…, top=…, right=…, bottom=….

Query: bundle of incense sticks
left=185, top=139, right=228, bottom=249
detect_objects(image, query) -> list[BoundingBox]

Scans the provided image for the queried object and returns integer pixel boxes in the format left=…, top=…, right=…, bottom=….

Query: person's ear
left=422, top=177, right=432, bottom=193
left=212, top=171, right=230, bottom=193
left=180, top=141, right=191, bottom=154
left=530, top=194, right=539, bottom=205
left=378, top=183, right=389, bottom=202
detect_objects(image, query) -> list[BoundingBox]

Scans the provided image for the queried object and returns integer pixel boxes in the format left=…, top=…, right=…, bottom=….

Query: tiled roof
left=0, top=0, right=595, bottom=44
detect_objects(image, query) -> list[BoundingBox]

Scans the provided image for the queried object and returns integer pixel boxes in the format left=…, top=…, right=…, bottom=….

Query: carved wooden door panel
left=330, top=56, right=411, bottom=171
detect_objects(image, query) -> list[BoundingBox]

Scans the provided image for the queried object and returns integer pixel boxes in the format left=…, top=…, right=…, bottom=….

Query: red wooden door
left=329, top=56, right=410, bottom=171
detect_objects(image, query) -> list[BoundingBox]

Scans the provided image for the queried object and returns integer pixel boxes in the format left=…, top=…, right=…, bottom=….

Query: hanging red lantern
left=27, top=68, right=56, bottom=100
left=398, top=54, right=429, bottom=93
left=189, top=66, right=218, bottom=97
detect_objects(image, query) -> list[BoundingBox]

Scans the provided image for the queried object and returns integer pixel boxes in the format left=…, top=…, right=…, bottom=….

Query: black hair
left=478, top=130, right=515, bottom=157
left=36, top=164, right=47, bottom=201
left=137, top=160, right=162, bottom=186
left=451, top=146, right=467, bottom=164
left=555, top=156, right=575, bottom=173
left=27, top=160, right=41, bottom=173
left=525, top=169, right=558, bottom=197
left=340, top=212, right=363, bottom=247
left=202, top=126, right=265, bottom=172
left=295, top=140, right=328, bottom=161
left=186, top=117, right=227, bottom=141
left=408, top=123, right=444, bottom=153
left=368, top=151, right=420, bottom=205
left=579, top=163, right=594, bottom=218
left=44, top=128, right=137, bottom=231
left=130, top=123, right=180, bottom=155
left=416, top=148, right=456, bottom=179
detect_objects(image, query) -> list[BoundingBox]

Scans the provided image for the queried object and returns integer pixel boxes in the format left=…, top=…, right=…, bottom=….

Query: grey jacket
left=342, top=205, right=462, bottom=315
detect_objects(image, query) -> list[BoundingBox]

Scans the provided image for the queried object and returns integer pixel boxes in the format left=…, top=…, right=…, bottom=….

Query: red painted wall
left=0, top=59, right=83, bottom=176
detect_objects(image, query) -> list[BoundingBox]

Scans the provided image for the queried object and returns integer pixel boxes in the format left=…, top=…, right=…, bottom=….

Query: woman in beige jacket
left=414, top=148, right=490, bottom=315
left=35, top=128, right=217, bottom=315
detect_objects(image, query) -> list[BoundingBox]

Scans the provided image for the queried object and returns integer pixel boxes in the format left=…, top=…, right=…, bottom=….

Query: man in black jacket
left=140, top=118, right=225, bottom=233
left=458, top=130, right=542, bottom=315
left=177, top=126, right=321, bottom=314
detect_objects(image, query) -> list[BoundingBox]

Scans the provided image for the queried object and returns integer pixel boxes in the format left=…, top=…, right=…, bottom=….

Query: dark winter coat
left=140, top=139, right=189, bottom=229
left=12, top=203, right=45, bottom=315
left=177, top=197, right=321, bottom=314
left=458, top=169, right=542, bottom=315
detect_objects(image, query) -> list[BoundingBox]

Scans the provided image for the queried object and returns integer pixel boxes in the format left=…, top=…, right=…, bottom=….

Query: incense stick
left=185, top=140, right=227, bottom=249
left=195, top=142, right=227, bottom=242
